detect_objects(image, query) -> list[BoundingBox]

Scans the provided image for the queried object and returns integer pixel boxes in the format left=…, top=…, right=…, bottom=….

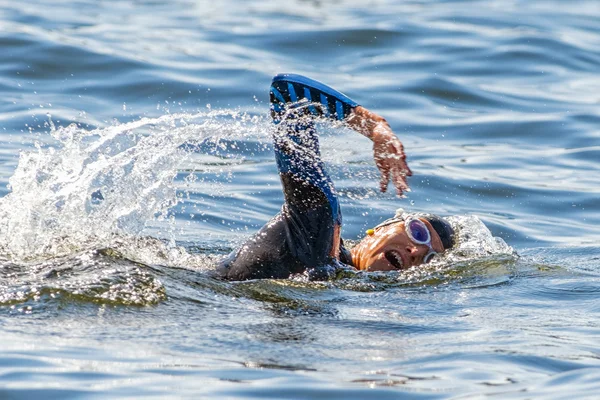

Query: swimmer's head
left=350, top=209, right=455, bottom=271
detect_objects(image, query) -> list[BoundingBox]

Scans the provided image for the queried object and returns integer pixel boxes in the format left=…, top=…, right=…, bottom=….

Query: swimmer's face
left=350, top=219, right=445, bottom=271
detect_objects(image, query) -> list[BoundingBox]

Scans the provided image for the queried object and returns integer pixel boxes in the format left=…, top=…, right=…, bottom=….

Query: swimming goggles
left=375, top=213, right=438, bottom=264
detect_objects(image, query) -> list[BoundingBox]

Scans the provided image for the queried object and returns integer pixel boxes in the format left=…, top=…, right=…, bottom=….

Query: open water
left=1, top=0, right=599, bottom=398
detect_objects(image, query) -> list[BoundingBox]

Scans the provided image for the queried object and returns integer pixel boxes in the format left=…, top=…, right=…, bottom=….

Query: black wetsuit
left=217, top=74, right=358, bottom=280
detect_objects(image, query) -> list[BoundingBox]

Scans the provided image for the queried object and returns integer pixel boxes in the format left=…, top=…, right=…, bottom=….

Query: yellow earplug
left=366, top=229, right=374, bottom=236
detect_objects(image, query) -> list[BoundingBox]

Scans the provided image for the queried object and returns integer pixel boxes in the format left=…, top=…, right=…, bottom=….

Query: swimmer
left=217, top=74, right=454, bottom=280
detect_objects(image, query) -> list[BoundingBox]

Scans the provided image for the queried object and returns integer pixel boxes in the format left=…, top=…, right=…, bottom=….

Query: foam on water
left=0, top=107, right=519, bottom=312
left=447, top=214, right=514, bottom=259
left=2, top=0, right=600, bottom=397
left=0, top=110, right=269, bottom=262
left=0, top=106, right=514, bottom=276
left=0, top=110, right=273, bottom=307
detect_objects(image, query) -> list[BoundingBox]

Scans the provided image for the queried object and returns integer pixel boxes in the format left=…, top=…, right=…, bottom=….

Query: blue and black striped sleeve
left=270, top=73, right=359, bottom=123
left=269, top=74, right=360, bottom=268
left=216, top=74, right=360, bottom=280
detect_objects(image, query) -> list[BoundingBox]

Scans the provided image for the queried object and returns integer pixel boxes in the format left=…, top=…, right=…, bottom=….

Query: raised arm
left=217, top=75, right=411, bottom=280
left=270, top=73, right=411, bottom=196
left=347, top=106, right=412, bottom=195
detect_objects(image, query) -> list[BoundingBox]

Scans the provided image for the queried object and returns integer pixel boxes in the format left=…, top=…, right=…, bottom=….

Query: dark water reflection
left=1, top=0, right=600, bottom=398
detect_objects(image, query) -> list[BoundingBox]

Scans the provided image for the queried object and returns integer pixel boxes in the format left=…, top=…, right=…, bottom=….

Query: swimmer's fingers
left=377, top=159, right=391, bottom=193
left=373, top=126, right=411, bottom=196
left=373, top=134, right=391, bottom=193
left=390, top=136, right=412, bottom=177
left=391, top=164, right=410, bottom=196
left=378, top=160, right=409, bottom=196
left=375, top=149, right=409, bottom=196
left=388, top=138, right=411, bottom=196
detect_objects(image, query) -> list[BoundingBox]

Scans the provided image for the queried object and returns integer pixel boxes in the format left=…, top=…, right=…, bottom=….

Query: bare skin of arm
left=346, top=106, right=412, bottom=196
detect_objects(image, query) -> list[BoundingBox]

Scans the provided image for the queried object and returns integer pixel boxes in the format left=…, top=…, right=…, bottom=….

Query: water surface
left=1, top=0, right=599, bottom=398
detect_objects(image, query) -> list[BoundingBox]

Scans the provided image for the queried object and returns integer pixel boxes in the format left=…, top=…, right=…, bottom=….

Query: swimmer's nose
left=406, top=245, right=428, bottom=264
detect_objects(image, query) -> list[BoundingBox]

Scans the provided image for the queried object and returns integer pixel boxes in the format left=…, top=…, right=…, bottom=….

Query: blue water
left=1, top=0, right=600, bottom=398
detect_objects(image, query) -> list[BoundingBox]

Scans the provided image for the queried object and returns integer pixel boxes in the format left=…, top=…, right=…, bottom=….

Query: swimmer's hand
left=347, top=106, right=412, bottom=196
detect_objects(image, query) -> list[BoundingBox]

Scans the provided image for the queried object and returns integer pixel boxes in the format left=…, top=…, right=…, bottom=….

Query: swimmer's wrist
left=346, top=106, right=391, bottom=140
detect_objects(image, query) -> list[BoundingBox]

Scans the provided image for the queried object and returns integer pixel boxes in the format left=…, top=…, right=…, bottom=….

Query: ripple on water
left=0, top=0, right=599, bottom=398
left=0, top=249, right=166, bottom=309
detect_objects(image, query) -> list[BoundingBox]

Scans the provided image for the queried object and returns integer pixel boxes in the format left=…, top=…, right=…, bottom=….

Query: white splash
left=445, top=214, right=515, bottom=260
left=0, top=111, right=269, bottom=261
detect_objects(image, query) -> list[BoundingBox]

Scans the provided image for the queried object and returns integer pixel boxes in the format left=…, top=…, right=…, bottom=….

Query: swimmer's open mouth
left=385, top=250, right=404, bottom=270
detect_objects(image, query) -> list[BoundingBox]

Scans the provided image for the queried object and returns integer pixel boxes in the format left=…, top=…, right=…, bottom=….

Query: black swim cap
left=422, top=215, right=455, bottom=250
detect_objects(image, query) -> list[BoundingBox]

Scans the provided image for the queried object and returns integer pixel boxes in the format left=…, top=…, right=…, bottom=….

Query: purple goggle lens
left=405, top=218, right=437, bottom=263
